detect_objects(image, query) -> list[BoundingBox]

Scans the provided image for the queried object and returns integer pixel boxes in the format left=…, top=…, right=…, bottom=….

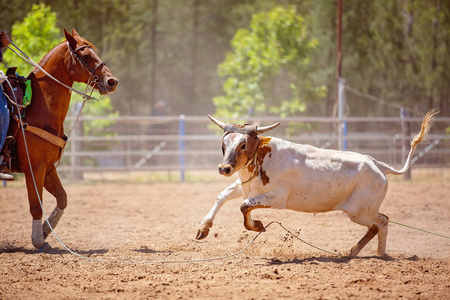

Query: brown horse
left=7, top=29, right=117, bottom=252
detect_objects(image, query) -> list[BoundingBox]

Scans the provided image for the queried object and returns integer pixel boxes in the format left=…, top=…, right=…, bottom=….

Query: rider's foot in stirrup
left=0, top=156, right=14, bottom=181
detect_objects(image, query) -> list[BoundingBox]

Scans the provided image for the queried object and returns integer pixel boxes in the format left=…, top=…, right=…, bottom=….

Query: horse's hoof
left=39, top=242, right=53, bottom=253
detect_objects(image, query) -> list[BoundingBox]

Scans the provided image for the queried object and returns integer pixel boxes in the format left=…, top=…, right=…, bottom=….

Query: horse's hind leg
left=42, top=167, right=66, bottom=238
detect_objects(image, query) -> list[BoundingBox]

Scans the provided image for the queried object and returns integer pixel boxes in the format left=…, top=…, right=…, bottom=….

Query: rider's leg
left=0, top=87, right=13, bottom=181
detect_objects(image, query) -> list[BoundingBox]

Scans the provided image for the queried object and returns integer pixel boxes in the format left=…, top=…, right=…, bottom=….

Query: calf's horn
left=208, top=114, right=280, bottom=134
left=208, top=115, right=226, bottom=129
left=257, top=122, right=280, bottom=134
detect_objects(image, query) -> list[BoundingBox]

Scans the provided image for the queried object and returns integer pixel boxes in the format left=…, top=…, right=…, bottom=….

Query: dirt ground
left=0, top=173, right=449, bottom=299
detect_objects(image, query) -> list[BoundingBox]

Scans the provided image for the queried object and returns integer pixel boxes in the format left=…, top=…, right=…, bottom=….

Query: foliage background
left=1, top=0, right=449, bottom=118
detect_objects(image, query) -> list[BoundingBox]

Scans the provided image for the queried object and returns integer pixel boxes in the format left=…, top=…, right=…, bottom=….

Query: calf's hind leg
left=347, top=212, right=389, bottom=257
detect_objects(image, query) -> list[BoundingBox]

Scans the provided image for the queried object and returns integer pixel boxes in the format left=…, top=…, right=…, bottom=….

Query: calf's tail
left=383, top=109, right=438, bottom=175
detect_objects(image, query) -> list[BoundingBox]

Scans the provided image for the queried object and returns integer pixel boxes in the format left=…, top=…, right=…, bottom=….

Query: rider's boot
left=0, top=154, right=14, bottom=181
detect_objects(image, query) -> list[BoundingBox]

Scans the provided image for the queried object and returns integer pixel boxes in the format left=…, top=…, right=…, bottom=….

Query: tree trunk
left=150, top=0, right=159, bottom=110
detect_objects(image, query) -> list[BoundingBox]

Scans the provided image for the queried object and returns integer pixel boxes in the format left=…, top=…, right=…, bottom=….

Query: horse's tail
left=382, top=109, right=439, bottom=175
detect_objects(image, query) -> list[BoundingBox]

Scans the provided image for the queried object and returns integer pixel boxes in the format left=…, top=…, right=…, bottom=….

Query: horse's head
left=64, top=28, right=118, bottom=95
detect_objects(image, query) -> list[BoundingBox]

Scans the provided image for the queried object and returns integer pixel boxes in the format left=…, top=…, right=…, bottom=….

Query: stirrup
left=0, top=152, right=12, bottom=171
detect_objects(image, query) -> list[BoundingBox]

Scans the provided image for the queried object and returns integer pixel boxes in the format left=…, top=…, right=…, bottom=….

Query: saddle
left=2, top=67, right=32, bottom=114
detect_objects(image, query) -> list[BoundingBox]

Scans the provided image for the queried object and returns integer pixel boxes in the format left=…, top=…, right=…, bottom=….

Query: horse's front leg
left=23, top=164, right=51, bottom=252
left=42, top=166, right=66, bottom=239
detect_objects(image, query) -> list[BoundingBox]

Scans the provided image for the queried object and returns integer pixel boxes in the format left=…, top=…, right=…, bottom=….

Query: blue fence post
left=179, top=114, right=185, bottom=181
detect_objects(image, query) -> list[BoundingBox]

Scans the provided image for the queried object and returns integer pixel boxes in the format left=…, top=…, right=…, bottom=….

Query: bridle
left=67, top=42, right=106, bottom=89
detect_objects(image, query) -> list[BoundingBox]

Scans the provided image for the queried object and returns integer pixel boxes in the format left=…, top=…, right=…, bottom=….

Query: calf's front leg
left=196, top=182, right=241, bottom=240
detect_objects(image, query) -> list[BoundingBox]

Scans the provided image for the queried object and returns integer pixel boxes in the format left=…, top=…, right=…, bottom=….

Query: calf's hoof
left=196, top=220, right=213, bottom=240
left=196, top=227, right=210, bottom=240
left=347, top=246, right=360, bottom=257
left=253, top=220, right=266, bottom=232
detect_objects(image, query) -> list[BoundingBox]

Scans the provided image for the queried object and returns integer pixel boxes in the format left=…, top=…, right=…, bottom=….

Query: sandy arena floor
left=0, top=173, right=449, bottom=299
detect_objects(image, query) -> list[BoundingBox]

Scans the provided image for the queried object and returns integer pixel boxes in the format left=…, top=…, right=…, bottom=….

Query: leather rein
left=67, top=43, right=106, bottom=89
left=7, top=41, right=107, bottom=157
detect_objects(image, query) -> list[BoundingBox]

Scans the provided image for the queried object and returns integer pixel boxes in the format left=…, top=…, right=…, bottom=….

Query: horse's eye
left=82, top=54, right=89, bottom=60
left=241, top=143, right=246, bottom=150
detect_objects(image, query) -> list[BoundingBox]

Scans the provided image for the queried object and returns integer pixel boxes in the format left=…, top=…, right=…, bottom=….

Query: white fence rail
left=59, top=115, right=450, bottom=181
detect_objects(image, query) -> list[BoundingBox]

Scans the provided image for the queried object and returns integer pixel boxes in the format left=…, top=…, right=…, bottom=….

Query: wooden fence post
left=401, top=108, right=411, bottom=180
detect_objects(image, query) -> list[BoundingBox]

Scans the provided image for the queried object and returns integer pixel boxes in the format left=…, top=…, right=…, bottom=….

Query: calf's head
left=208, top=115, right=279, bottom=176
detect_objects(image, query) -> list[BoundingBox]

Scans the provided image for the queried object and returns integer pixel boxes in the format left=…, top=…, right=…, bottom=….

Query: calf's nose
left=218, top=164, right=232, bottom=176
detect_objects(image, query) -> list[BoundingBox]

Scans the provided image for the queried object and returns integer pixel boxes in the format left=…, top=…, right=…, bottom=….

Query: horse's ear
left=71, top=29, right=80, bottom=37
left=64, top=28, right=77, bottom=48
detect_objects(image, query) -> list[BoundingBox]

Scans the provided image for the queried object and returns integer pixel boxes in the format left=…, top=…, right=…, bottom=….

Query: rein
left=67, top=42, right=106, bottom=87
left=4, top=38, right=103, bottom=162
left=6, top=38, right=99, bottom=101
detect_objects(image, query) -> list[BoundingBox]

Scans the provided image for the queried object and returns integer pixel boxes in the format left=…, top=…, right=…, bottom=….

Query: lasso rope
left=5, top=39, right=449, bottom=263
left=15, top=108, right=447, bottom=262
left=10, top=108, right=450, bottom=262
left=43, top=221, right=340, bottom=263
left=40, top=221, right=340, bottom=264
left=389, top=220, right=450, bottom=239
left=8, top=80, right=450, bottom=262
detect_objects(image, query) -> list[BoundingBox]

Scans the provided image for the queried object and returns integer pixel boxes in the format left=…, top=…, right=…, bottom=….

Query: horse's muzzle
left=97, top=76, right=118, bottom=95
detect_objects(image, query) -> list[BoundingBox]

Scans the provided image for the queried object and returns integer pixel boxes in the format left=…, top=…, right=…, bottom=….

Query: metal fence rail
left=59, top=115, right=450, bottom=181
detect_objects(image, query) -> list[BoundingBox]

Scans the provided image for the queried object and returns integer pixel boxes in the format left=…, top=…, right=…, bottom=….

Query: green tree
left=3, top=3, right=118, bottom=130
left=1, top=3, right=63, bottom=74
left=337, top=1, right=450, bottom=117
left=69, top=83, right=119, bottom=134
left=213, top=6, right=326, bottom=118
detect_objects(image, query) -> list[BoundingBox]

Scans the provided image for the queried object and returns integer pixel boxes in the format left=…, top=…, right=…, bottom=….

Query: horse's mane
left=37, top=36, right=98, bottom=68
left=74, top=36, right=98, bottom=52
